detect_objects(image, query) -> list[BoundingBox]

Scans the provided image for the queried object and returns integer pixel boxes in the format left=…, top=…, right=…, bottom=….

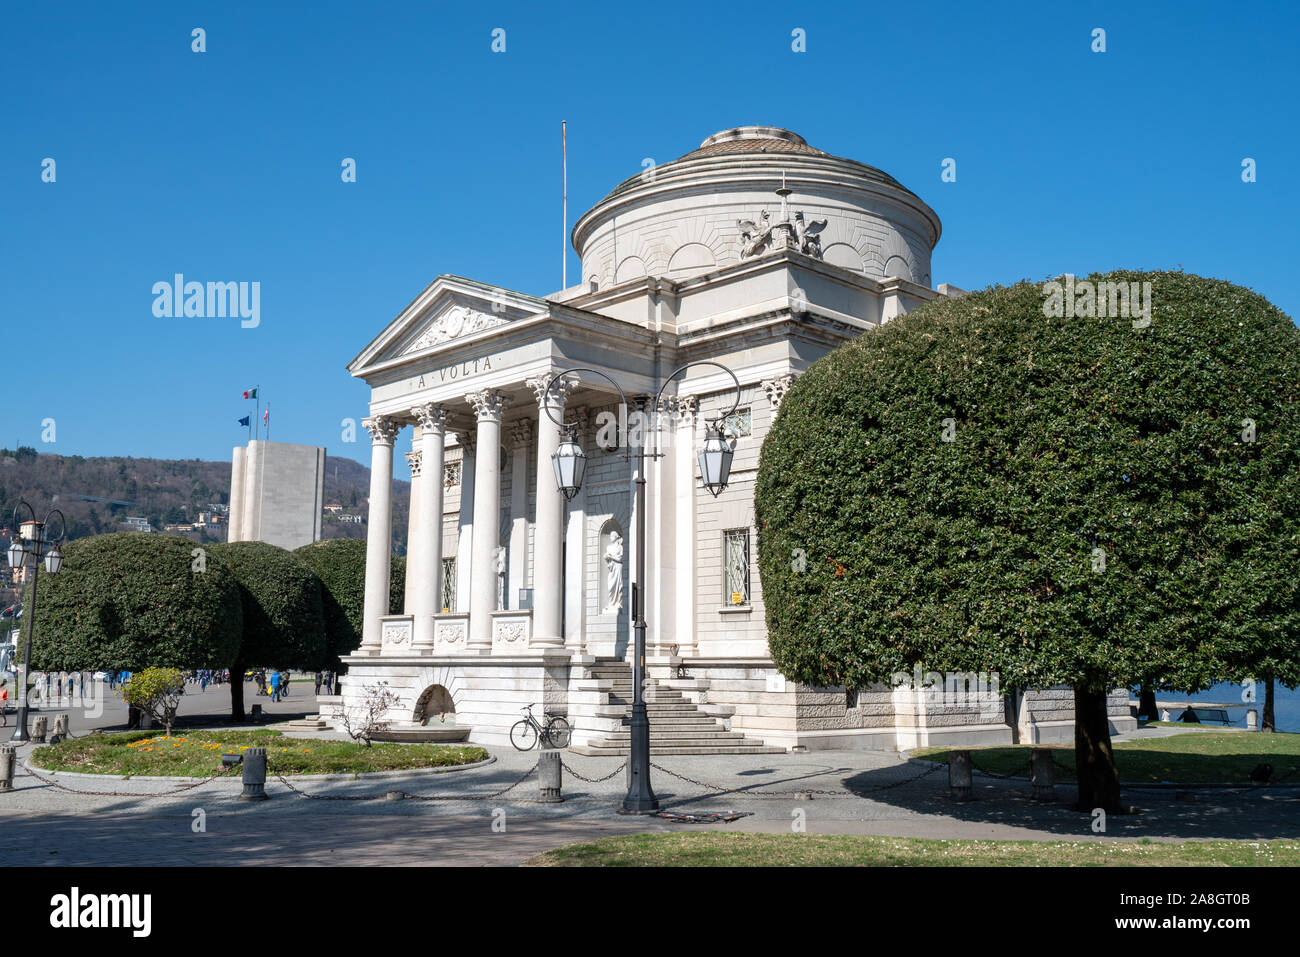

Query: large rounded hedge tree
left=209, top=541, right=327, bottom=720
left=756, top=270, right=1300, bottom=812
left=293, top=538, right=367, bottom=669
left=25, top=532, right=242, bottom=672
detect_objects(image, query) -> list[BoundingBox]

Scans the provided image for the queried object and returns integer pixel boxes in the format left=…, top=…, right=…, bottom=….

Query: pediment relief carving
left=401, top=303, right=512, bottom=355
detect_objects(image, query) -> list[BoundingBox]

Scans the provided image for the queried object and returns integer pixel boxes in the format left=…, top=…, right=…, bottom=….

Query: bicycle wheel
left=509, top=719, right=538, bottom=751
left=544, top=716, right=571, bottom=749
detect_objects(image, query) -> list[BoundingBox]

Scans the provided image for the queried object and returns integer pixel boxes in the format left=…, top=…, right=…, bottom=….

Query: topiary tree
left=25, top=532, right=242, bottom=674
left=755, top=270, right=1300, bottom=813
left=293, top=539, right=406, bottom=676
left=208, top=541, right=327, bottom=721
left=294, top=538, right=365, bottom=670
left=120, top=667, right=186, bottom=734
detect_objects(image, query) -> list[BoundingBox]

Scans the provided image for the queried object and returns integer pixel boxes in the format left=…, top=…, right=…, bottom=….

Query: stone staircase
left=568, top=658, right=784, bottom=755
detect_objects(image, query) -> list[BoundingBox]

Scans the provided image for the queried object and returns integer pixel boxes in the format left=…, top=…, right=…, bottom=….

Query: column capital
left=509, top=419, right=532, bottom=447
left=761, top=374, right=798, bottom=416
left=670, top=395, right=698, bottom=427
left=411, top=402, right=448, bottom=434
left=454, top=431, right=475, bottom=457
left=527, top=374, right=580, bottom=408
left=363, top=415, right=401, bottom=446
left=405, top=449, right=423, bottom=477
left=465, top=389, right=508, bottom=422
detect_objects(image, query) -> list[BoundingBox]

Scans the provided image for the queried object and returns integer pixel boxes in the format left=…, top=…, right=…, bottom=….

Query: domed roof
left=597, top=126, right=916, bottom=203
left=571, top=126, right=941, bottom=290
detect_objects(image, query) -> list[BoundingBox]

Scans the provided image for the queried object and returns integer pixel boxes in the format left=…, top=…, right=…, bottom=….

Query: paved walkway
left=3, top=681, right=1297, bottom=865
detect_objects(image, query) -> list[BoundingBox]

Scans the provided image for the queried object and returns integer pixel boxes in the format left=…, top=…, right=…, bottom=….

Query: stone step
left=569, top=744, right=787, bottom=756
left=597, top=734, right=758, bottom=746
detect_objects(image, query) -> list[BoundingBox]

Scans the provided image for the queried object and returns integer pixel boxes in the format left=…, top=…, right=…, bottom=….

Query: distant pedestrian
left=269, top=670, right=281, bottom=703
left=280, top=671, right=290, bottom=698
left=314, top=672, right=322, bottom=695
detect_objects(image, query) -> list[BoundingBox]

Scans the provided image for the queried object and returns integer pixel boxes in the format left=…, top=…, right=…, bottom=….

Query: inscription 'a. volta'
left=412, top=355, right=494, bottom=390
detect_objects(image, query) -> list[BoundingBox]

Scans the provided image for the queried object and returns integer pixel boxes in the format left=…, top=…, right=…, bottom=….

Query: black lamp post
left=541, top=362, right=741, bottom=813
left=7, top=501, right=66, bottom=743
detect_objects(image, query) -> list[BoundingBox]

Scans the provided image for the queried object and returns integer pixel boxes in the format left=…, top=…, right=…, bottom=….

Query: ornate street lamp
left=6, top=501, right=66, bottom=744
left=540, top=361, right=742, bottom=813
left=551, top=428, right=587, bottom=501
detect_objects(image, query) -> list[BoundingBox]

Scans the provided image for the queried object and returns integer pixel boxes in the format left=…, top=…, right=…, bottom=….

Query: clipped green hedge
left=25, top=532, right=242, bottom=671
left=208, top=541, right=327, bottom=671
left=292, top=539, right=407, bottom=669
left=755, top=271, right=1300, bottom=695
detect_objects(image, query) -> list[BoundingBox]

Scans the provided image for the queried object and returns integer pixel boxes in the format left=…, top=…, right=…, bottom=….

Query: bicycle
left=509, top=703, right=571, bottom=751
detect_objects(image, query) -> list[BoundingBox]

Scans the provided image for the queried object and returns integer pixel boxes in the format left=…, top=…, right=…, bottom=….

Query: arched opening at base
left=414, top=684, right=457, bottom=726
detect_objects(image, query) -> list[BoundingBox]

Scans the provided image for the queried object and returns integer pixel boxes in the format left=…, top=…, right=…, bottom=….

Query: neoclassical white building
left=339, top=126, right=1133, bottom=752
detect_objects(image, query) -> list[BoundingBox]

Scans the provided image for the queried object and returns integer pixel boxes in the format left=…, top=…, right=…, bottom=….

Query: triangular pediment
left=349, top=276, right=549, bottom=375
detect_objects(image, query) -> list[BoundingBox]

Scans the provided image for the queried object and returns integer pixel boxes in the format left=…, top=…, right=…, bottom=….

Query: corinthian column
left=404, top=447, right=422, bottom=613
left=527, top=374, right=580, bottom=648
left=412, top=404, right=447, bottom=647
left=466, top=390, right=507, bottom=651
left=361, top=415, right=400, bottom=650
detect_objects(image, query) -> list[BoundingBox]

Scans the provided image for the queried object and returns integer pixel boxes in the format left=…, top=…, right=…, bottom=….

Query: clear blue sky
left=3, top=1, right=1297, bottom=477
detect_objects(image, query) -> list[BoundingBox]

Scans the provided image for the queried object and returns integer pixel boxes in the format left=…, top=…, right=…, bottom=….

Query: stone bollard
left=0, top=746, right=14, bottom=792
left=139, top=712, right=153, bottom=730
left=250, top=704, right=263, bottom=723
left=1246, top=709, right=1259, bottom=731
left=1029, top=748, right=1055, bottom=801
left=55, top=714, right=69, bottom=737
left=32, top=716, right=48, bottom=744
left=537, top=749, right=564, bottom=803
left=240, top=747, right=269, bottom=801
left=948, top=749, right=973, bottom=802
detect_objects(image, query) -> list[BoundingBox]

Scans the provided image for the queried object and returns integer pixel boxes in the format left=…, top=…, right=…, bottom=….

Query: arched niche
left=823, top=242, right=864, bottom=273
left=615, top=256, right=647, bottom=283
left=598, top=518, right=625, bottom=615
left=667, top=243, right=716, bottom=277
left=414, top=684, right=456, bottom=725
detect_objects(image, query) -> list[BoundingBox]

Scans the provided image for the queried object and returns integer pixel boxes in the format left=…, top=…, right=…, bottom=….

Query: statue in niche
left=494, top=546, right=506, bottom=610
left=604, top=531, right=624, bottom=612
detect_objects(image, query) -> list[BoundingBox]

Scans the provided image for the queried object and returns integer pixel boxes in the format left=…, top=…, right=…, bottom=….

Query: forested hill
left=0, top=446, right=409, bottom=547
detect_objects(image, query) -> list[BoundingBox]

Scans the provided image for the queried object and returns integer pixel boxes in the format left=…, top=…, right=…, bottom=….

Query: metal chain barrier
left=268, top=760, right=543, bottom=803
left=650, top=759, right=944, bottom=798
left=16, top=759, right=240, bottom=797
left=561, top=759, right=627, bottom=783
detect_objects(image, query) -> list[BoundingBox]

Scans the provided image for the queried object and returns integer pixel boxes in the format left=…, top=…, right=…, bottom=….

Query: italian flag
left=243, top=388, right=258, bottom=399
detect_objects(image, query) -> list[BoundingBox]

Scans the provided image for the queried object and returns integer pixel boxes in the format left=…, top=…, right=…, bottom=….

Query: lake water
left=1138, top=680, right=1300, bottom=732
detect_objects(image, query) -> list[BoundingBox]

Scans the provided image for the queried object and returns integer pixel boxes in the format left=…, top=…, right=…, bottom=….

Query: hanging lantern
left=551, top=429, right=587, bottom=501
left=697, top=422, right=734, bottom=497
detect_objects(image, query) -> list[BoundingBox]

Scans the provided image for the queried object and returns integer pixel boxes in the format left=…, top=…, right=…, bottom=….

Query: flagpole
left=255, top=384, right=261, bottom=441
left=562, top=120, right=567, bottom=290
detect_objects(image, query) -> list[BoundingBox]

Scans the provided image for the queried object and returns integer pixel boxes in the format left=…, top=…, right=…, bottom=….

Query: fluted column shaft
left=404, top=448, right=421, bottom=614
left=467, top=391, right=507, bottom=650
left=528, top=376, right=578, bottom=648
left=362, top=416, right=400, bottom=650
left=413, top=405, right=447, bottom=646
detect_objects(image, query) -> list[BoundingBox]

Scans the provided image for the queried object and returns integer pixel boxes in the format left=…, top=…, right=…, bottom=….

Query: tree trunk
left=1138, top=684, right=1158, bottom=722
left=229, top=659, right=245, bottom=722
left=1074, top=688, right=1124, bottom=813
left=1263, top=677, right=1275, bottom=733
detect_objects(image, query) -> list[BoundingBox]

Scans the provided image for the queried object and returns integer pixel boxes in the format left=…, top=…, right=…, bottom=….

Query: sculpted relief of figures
left=738, top=209, right=827, bottom=260
left=404, top=304, right=509, bottom=354
left=604, top=530, right=624, bottom=613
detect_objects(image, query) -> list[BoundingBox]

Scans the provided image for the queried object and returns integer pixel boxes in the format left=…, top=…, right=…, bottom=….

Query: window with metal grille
left=443, top=461, right=462, bottom=490
left=722, top=406, right=752, bottom=438
left=440, top=558, right=456, bottom=613
left=723, top=529, right=750, bottom=605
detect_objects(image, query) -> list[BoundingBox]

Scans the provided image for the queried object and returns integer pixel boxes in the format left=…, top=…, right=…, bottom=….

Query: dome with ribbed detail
left=572, top=127, right=940, bottom=290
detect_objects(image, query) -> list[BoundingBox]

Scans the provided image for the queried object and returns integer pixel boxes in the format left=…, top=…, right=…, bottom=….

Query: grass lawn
left=525, top=833, right=1300, bottom=867
left=913, top=731, right=1300, bottom=784
left=30, top=730, right=489, bottom=777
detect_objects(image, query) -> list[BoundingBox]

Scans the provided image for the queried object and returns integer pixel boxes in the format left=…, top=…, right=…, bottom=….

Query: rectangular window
left=723, top=528, right=750, bottom=605
left=444, top=461, right=462, bottom=489
left=440, top=558, right=456, bottom=613
left=723, top=407, right=752, bottom=438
